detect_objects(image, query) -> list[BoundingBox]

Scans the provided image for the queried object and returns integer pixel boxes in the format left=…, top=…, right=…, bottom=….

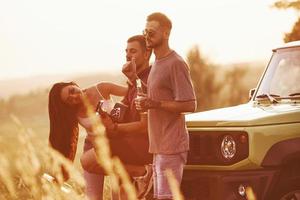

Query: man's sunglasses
left=143, top=29, right=156, bottom=38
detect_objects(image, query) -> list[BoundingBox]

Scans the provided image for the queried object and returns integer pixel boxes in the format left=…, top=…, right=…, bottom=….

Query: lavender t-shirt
left=147, top=51, right=196, bottom=154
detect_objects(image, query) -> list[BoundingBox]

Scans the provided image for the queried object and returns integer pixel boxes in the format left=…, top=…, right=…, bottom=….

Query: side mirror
left=249, top=88, right=256, bottom=100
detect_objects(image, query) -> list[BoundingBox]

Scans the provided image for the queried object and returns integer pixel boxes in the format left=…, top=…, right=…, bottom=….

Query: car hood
left=186, top=102, right=300, bottom=127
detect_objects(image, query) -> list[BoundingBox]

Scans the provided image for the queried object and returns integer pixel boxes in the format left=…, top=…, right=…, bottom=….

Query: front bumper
left=181, top=168, right=278, bottom=200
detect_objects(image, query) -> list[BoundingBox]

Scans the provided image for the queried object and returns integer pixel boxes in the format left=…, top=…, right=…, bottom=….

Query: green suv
left=182, top=41, right=300, bottom=200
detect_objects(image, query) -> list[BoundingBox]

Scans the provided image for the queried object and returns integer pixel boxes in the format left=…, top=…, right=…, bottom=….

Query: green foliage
left=273, top=0, right=300, bottom=42
left=1, top=89, right=48, bottom=117
left=219, top=65, right=249, bottom=107
left=273, top=0, right=300, bottom=10
left=187, top=46, right=262, bottom=111
left=187, top=46, right=220, bottom=111
left=284, top=18, right=300, bottom=42
left=0, top=89, right=49, bottom=137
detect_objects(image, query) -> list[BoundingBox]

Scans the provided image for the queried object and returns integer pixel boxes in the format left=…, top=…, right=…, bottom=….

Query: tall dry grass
left=0, top=114, right=85, bottom=200
left=83, top=98, right=188, bottom=200
left=0, top=99, right=188, bottom=200
left=83, top=97, right=138, bottom=200
left=165, top=170, right=184, bottom=200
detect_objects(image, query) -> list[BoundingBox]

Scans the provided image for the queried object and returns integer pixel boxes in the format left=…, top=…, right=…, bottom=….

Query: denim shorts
left=153, top=152, right=187, bottom=199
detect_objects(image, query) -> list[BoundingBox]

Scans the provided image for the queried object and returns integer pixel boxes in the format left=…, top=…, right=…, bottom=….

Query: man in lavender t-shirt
left=136, top=12, right=196, bottom=200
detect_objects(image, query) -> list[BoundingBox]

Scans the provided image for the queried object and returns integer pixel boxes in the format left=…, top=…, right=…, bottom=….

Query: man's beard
left=146, top=37, right=163, bottom=49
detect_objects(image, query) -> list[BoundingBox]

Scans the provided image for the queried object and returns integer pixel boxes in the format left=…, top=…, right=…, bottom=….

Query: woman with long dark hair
left=48, top=80, right=152, bottom=200
left=49, top=35, right=154, bottom=200
left=49, top=81, right=112, bottom=200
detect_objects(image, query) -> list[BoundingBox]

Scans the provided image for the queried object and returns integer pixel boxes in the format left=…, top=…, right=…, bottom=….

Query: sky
left=0, top=0, right=298, bottom=80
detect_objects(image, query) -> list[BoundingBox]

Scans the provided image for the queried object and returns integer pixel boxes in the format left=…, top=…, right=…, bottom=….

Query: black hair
left=48, top=82, right=79, bottom=161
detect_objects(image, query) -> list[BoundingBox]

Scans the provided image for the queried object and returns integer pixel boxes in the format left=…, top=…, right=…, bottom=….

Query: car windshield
left=255, top=47, right=300, bottom=100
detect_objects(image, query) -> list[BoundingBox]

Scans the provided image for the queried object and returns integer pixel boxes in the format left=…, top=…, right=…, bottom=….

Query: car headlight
left=221, top=135, right=236, bottom=159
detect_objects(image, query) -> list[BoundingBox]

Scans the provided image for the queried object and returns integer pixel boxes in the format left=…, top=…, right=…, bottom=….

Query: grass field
left=0, top=115, right=116, bottom=200
left=0, top=63, right=263, bottom=199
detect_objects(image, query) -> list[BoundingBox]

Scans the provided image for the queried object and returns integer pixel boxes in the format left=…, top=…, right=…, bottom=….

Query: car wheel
left=279, top=189, right=300, bottom=200
left=270, top=180, right=300, bottom=200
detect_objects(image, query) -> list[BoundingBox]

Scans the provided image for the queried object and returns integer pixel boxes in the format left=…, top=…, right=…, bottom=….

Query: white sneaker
left=133, top=164, right=153, bottom=199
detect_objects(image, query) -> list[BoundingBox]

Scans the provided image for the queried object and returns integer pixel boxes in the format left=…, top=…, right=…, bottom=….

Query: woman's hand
left=100, top=114, right=114, bottom=130
left=100, top=114, right=118, bottom=137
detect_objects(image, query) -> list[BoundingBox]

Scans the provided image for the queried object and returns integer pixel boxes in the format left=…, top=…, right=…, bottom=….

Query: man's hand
left=122, top=58, right=137, bottom=81
left=135, top=96, right=161, bottom=111
left=100, top=113, right=117, bottom=133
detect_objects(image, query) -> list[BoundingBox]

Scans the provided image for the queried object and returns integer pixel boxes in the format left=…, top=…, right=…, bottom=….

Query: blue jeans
left=153, top=152, right=188, bottom=199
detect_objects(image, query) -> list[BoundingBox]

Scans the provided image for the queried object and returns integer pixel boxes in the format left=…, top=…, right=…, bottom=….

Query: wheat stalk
left=165, top=169, right=185, bottom=200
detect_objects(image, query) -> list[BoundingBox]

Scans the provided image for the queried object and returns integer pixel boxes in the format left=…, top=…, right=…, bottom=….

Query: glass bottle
left=136, top=79, right=147, bottom=114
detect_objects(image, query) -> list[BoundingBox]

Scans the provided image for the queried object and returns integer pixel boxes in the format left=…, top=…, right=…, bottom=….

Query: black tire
left=266, top=161, right=300, bottom=200
left=268, top=170, right=300, bottom=200
left=273, top=181, right=300, bottom=200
